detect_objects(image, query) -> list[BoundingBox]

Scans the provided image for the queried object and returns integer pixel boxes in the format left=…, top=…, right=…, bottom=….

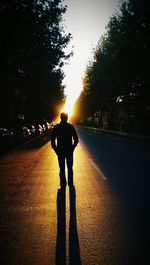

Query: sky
left=62, top=0, right=120, bottom=114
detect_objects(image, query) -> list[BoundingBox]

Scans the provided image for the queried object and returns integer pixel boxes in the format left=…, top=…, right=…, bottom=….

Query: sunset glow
left=62, top=0, right=119, bottom=114
left=61, top=94, right=77, bottom=116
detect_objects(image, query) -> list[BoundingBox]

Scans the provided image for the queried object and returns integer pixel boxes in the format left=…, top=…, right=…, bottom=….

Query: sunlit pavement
left=0, top=131, right=148, bottom=265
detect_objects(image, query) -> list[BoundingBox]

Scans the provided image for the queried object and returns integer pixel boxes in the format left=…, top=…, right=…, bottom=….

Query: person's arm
left=72, top=127, right=79, bottom=149
left=51, top=126, right=57, bottom=153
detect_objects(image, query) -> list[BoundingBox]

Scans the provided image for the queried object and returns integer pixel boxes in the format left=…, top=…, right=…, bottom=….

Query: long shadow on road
left=69, top=186, right=82, bottom=265
left=56, top=186, right=81, bottom=265
left=56, top=188, right=66, bottom=265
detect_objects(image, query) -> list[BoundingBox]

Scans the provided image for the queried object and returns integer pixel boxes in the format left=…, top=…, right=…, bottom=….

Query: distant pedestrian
left=51, top=112, right=79, bottom=188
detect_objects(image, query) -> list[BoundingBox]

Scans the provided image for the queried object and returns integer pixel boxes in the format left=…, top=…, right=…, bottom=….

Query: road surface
left=0, top=127, right=149, bottom=265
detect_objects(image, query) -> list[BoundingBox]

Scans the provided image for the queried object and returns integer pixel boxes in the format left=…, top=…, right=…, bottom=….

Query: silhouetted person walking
left=51, top=112, right=79, bottom=188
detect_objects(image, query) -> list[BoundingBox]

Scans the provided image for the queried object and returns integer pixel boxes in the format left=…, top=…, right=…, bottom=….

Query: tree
left=75, top=0, right=150, bottom=134
left=0, top=0, right=71, bottom=125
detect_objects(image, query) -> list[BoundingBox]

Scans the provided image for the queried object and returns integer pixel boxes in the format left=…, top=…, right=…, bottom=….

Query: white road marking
left=89, top=159, right=107, bottom=181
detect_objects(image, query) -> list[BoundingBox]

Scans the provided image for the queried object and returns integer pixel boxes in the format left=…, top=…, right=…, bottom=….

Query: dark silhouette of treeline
left=0, top=0, right=71, bottom=127
left=75, top=0, right=150, bottom=135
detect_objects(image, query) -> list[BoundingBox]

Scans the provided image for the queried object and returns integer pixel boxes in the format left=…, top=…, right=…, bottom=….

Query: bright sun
left=62, top=94, right=76, bottom=115
left=61, top=54, right=84, bottom=116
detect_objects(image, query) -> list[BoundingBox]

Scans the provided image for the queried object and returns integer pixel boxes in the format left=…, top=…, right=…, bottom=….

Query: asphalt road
left=0, top=127, right=149, bottom=265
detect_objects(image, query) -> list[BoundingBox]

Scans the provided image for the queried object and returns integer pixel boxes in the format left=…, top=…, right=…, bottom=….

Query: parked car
left=0, top=127, right=14, bottom=138
left=0, top=127, right=14, bottom=150
left=35, top=124, right=43, bottom=135
left=43, top=121, right=51, bottom=131
left=13, top=126, right=31, bottom=141
left=27, top=124, right=36, bottom=137
left=22, top=126, right=31, bottom=139
left=42, top=124, right=46, bottom=133
left=46, top=121, right=51, bottom=130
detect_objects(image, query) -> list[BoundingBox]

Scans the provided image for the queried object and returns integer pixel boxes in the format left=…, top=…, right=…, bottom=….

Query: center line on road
left=89, top=159, right=107, bottom=181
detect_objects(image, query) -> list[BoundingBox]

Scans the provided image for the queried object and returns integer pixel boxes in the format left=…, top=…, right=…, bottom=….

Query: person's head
left=60, top=112, right=68, bottom=122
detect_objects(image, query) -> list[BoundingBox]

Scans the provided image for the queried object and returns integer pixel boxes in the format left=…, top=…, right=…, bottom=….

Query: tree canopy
left=0, top=0, right=71, bottom=125
left=75, top=0, right=150, bottom=134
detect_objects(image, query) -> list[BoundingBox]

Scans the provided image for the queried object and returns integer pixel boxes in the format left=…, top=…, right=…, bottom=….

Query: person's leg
left=66, top=152, right=73, bottom=186
left=58, top=154, right=66, bottom=187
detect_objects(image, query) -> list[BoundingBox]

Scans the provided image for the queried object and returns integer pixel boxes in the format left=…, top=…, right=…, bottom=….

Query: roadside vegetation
left=75, top=0, right=150, bottom=135
left=0, top=0, right=71, bottom=126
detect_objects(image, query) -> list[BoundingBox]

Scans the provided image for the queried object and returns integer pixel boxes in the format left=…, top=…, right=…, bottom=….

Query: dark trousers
left=57, top=151, right=73, bottom=186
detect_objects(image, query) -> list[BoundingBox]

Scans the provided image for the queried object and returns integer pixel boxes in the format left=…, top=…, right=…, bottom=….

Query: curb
left=77, top=126, right=150, bottom=142
left=0, top=131, right=51, bottom=157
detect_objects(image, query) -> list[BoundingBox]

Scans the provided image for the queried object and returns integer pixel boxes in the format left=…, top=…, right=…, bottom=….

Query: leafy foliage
left=75, top=0, right=150, bottom=134
left=0, top=0, right=71, bottom=125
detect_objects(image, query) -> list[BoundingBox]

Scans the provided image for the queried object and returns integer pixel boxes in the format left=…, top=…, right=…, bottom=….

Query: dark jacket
left=51, top=121, right=79, bottom=154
